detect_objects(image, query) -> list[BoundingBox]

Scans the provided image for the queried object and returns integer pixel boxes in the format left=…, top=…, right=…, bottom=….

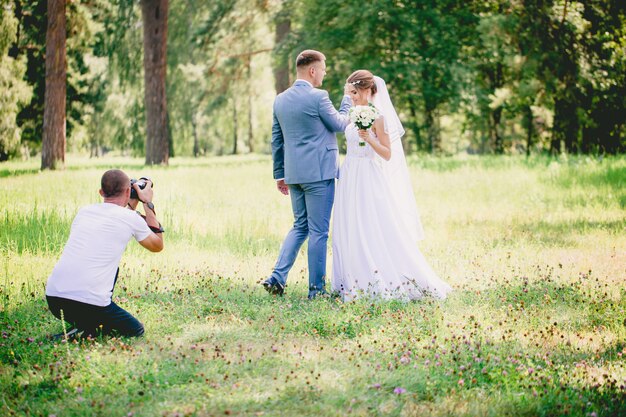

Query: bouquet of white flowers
left=349, top=104, right=379, bottom=146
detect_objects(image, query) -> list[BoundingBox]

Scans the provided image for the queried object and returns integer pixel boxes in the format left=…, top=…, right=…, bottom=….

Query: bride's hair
left=347, top=70, right=377, bottom=96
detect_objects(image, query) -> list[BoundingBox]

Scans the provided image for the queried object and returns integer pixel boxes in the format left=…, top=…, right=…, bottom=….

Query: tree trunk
left=408, top=97, right=421, bottom=153
left=425, top=109, right=441, bottom=154
left=166, top=109, right=174, bottom=157
left=247, top=57, right=254, bottom=153
left=141, top=0, right=169, bottom=165
left=524, top=105, right=533, bottom=157
left=247, top=97, right=254, bottom=153
left=559, top=98, right=579, bottom=154
left=552, top=94, right=579, bottom=155
left=232, top=99, right=238, bottom=155
left=492, top=107, right=504, bottom=154
left=273, top=9, right=291, bottom=94
left=192, top=112, right=199, bottom=157
left=41, top=0, right=66, bottom=170
left=489, top=62, right=505, bottom=154
left=550, top=98, right=563, bottom=155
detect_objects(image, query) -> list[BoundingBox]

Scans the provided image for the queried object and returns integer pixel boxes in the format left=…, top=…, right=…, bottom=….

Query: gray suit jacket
left=272, top=80, right=351, bottom=184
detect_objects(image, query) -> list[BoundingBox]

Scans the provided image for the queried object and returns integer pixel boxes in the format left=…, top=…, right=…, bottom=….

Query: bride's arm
left=360, top=117, right=391, bottom=161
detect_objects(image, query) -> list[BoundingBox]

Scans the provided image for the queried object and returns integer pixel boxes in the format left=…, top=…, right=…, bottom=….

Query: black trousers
left=46, top=295, right=144, bottom=338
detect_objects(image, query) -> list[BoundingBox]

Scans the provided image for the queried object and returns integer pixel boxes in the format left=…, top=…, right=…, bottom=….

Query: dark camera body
left=130, top=177, right=152, bottom=200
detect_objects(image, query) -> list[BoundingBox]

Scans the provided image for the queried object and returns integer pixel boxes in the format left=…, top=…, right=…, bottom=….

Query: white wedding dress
left=331, top=122, right=452, bottom=301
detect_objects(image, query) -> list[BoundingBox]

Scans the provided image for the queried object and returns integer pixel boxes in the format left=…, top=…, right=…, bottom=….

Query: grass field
left=1, top=154, right=625, bottom=416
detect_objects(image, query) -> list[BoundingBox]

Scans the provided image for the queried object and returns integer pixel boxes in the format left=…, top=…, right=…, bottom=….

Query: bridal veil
left=372, top=76, right=425, bottom=242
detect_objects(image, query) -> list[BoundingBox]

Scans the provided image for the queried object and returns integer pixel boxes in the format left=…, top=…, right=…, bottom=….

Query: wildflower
left=393, top=387, right=406, bottom=395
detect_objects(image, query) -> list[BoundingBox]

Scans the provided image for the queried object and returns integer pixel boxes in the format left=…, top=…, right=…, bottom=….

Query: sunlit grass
left=0, top=154, right=625, bottom=416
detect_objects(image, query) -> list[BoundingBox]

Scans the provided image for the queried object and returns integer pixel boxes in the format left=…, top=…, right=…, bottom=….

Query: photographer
left=45, top=169, right=164, bottom=338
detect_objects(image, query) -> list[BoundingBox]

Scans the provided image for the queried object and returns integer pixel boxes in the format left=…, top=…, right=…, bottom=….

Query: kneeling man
left=46, top=169, right=164, bottom=338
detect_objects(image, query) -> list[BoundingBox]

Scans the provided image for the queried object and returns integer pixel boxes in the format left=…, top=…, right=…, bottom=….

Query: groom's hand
left=276, top=179, right=289, bottom=195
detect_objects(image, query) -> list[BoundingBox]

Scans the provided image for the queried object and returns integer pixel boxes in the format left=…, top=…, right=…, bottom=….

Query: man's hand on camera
left=133, top=179, right=154, bottom=204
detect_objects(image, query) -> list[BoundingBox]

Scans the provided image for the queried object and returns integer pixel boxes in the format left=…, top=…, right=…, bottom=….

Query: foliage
left=1, top=0, right=626, bottom=160
left=291, top=0, right=475, bottom=153
left=0, top=1, right=31, bottom=161
left=289, top=0, right=626, bottom=155
left=9, top=0, right=106, bottom=157
left=92, top=0, right=146, bottom=156
left=167, top=0, right=273, bottom=156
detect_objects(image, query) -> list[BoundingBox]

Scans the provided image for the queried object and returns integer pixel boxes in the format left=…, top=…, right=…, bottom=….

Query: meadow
left=0, top=154, right=625, bottom=417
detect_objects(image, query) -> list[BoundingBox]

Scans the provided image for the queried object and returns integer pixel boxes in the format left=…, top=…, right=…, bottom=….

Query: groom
left=262, top=50, right=351, bottom=299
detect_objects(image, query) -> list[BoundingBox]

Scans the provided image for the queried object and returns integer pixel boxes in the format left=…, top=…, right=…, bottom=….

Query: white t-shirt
left=46, top=203, right=152, bottom=306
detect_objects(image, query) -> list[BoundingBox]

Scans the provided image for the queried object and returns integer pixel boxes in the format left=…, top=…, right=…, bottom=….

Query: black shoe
left=50, top=327, right=80, bottom=341
left=261, top=280, right=285, bottom=296
left=308, top=289, right=328, bottom=300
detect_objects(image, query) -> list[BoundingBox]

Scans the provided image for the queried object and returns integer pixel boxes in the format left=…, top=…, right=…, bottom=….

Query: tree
left=41, top=0, right=66, bottom=170
left=10, top=0, right=106, bottom=159
left=293, top=0, right=473, bottom=154
left=272, top=1, right=293, bottom=94
left=92, top=0, right=145, bottom=156
left=176, top=0, right=271, bottom=155
left=468, top=6, right=515, bottom=154
left=516, top=0, right=585, bottom=155
left=579, top=0, right=626, bottom=153
left=13, top=0, right=46, bottom=155
left=0, top=0, right=32, bottom=161
left=141, top=0, right=169, bottom=165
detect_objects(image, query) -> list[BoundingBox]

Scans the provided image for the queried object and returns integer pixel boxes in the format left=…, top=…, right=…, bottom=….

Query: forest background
left=1, top=0, right=625, bottom=167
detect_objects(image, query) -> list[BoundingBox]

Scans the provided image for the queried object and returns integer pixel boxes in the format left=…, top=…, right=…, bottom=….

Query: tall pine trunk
left=425, top=108, right=441, bottom=154
left=524, top=105, right=534, bottom=157
left=552, top=93, right=579, bottom=155
left=408, top=97, right=421, bottom=153
left=192, top=113, right=199, bottom=157
left=41, top=0, right=66, bottom=170
left=491, top=107, right=504, bottom=154
left=273, top=9, right=291, bottom=94
left=232, top=98, right=238, bottom=155
left=247, top=58, right=254, bottom=153
left=141, top=0, right=169, bottom=165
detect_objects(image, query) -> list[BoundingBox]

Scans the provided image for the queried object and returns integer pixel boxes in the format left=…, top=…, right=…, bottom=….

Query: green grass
left=0, top=154, right=625, bottom=416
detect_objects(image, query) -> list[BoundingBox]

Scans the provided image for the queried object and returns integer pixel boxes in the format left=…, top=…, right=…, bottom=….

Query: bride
left=331, top=70, right=452, bottom=301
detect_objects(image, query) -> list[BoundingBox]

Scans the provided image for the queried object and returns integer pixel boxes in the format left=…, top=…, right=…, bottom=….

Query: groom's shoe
left=261, top=279, right=285, bottom=296
left=308, top=289, right=328, bottom=300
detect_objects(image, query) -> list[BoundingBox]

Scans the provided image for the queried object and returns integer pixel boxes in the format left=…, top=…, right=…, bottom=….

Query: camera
left=130, top=177, right=153, bottom=200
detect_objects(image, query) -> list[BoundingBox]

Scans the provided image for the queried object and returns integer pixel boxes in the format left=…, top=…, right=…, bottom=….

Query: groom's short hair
left=296, top=50, right=325, bottom=68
